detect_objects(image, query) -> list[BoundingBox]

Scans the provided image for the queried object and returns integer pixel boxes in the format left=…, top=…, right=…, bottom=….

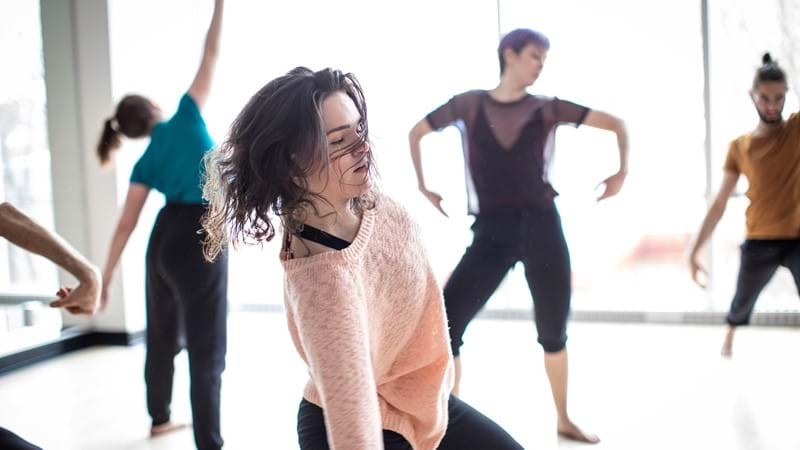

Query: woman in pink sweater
left=202, top=67, right=523, bottom=449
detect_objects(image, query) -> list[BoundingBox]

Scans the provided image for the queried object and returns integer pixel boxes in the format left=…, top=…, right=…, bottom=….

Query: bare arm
left=187, top=0, right=224, bottom=109
left=408, top=118, right=448, bottom=216
left=0, top=202, right=100, bottom=315
left=101, top=183, right=150, bottom=309
left=689, top=170, right=739, bottom=287
left=409, top=118, right=435, bottom=190
left=583, top=110, right=629, bottom=200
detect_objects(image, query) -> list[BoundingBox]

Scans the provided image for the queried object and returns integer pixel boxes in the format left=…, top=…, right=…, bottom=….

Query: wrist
left=79, top=266, right=101, bottom=285
left=101, top=270, right=112, bottom=287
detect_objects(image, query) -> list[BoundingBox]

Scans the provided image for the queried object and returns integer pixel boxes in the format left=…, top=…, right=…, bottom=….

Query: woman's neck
left=490, top=77, right=529, bottom=102
left=303, top=197, right=361, bottom=240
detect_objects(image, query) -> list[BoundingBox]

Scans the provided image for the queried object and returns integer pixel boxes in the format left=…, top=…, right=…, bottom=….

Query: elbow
left=0, top=203, right=10, bottom=228
left=0, top=202, right=19, bottom=220
left=612, top=117, right=627, bottom=135
left=408, top=120, right=429, bottom=145
left=408, top=126, right=421, bottom=144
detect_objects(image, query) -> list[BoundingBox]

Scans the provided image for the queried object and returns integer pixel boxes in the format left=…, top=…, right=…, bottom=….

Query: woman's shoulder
left=373, top=192, right=413, bottom=224
left=371, top=193, right=426, bottom=247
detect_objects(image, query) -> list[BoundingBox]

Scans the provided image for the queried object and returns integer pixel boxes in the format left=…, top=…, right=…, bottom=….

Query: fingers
left=50, top=298, right=88, bottom=313
left=425, top=192, right=449, bottom=217
left=698, top=268, right=709, bottom=288
left=50, top=298, right=69, bottom=308
left=67, top=306, right=87, bottom=315
left=435, top=202, right=449, bottom=218
left=51, top=287, right=100, bottom=316
left=690, top=265, right=709, bottom=289
left=596, top=185, right=611, bottom=202
left=596, top=182, right=622, bottom=202
left=596, top=173, right=625, bottom=202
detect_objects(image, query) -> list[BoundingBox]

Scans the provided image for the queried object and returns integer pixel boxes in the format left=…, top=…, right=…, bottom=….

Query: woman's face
left=306, top=91, right=371, bottom=203
left=505, top=43, right=547, bottom=87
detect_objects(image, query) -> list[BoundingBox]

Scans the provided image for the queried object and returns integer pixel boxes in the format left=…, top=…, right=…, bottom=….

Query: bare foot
left=721, top=327, right=735, bottom=358
left=558, top=420, right=600, bottom=444
left=720, top=343, right=732, bottom=357
left=150, top=421, right=190, bottom=437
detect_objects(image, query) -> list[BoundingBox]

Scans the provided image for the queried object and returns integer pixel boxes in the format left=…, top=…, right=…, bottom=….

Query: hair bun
left=762, top=52, right=774, bottom=65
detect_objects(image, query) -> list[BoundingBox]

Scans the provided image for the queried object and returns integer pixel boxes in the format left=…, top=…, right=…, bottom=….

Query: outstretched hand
left=689, top=253, right=709, bottom=288
left=420, top=188, right=448, bottom=217
left=50, top=275, right=101, bottom=316
left=596, top=171, right=627, bottom=201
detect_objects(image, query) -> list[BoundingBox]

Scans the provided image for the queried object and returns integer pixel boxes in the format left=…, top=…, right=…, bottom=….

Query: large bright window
left=0, top=0, right=57, bottom=295
left=0, top=0, right=61, bottom=355
left=107, top=0, right=499, bottom=307
left=490, top=0, right=708, bottom=313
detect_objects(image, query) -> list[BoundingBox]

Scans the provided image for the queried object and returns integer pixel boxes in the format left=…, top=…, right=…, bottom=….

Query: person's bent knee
left=539, top=336, right=567, bottom=353
left=451, top=339, right=463, bottom=357
left=726, top=315, right=749, bottom=327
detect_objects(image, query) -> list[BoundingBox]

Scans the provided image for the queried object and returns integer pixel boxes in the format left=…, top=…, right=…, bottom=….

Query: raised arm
left=100, top=183, right=150, bottom=310
left=409, top=118, right=448, bottom=217
left=187, top=0, right=224, bottom=109
left=582, top=110, right=629, bottom=201
left=0, top=202, right=100, bottom=315
left=689, top=170, right=739, bottom=287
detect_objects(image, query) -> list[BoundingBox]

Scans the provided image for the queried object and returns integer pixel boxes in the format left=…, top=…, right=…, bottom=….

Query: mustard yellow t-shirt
left=723, top=112, right=800, bottom=238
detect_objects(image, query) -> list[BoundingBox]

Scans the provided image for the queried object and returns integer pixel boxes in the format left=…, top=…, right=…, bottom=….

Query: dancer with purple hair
left=409, top=28, right=630, bottom=444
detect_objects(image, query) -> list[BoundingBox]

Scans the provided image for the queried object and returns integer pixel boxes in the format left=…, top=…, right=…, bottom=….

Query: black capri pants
left=444, top=204, right=572, bottom=354
left=727, top=239, right=800, bottom=326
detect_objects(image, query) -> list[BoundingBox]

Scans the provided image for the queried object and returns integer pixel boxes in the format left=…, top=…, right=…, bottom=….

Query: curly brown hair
left=202, top=67, right=377, bottom=261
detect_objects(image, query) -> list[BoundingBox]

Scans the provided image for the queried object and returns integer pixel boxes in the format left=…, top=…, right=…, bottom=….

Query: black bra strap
left=296, top=224, right=351, bottom=250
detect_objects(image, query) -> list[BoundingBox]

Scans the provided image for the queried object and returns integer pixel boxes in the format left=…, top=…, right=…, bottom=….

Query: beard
left=756, top=109, right=783, bottom=125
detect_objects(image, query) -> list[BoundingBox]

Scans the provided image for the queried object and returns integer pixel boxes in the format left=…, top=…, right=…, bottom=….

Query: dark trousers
left=727, top=239, right=800, bottom=326
left=444, top=205, right=572, bottom=354
left=0, top=427, right=41, bottom=450
left=144, top=204, right=228, bottom=450
left=297, top=395, right=523, bottom=449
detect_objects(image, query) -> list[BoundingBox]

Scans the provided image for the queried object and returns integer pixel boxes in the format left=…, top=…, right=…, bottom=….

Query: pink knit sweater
left=281, top=195, right=453, bottom=450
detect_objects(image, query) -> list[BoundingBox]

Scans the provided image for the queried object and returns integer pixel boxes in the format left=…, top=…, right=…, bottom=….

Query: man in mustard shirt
left=690, top=53, right=800, bottom=356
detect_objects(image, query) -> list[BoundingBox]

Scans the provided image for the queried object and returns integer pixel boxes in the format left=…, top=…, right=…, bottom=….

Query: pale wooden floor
left=1, top=312, right=799, bottom=450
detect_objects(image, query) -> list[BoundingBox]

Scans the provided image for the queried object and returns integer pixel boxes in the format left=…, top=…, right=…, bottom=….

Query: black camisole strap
left=295, top=224, right=352, bottom=250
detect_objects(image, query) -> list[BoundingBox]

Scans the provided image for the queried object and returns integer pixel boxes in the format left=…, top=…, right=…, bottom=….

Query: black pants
left=727, top=239, right=800, bottom=326
left=297, top=395, right=523, bottom=449
left=444, top=205, right=571, bottom=354
left=0, top=427, right=41, bottom=450
left=145, top=204, right=228, bottom=450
